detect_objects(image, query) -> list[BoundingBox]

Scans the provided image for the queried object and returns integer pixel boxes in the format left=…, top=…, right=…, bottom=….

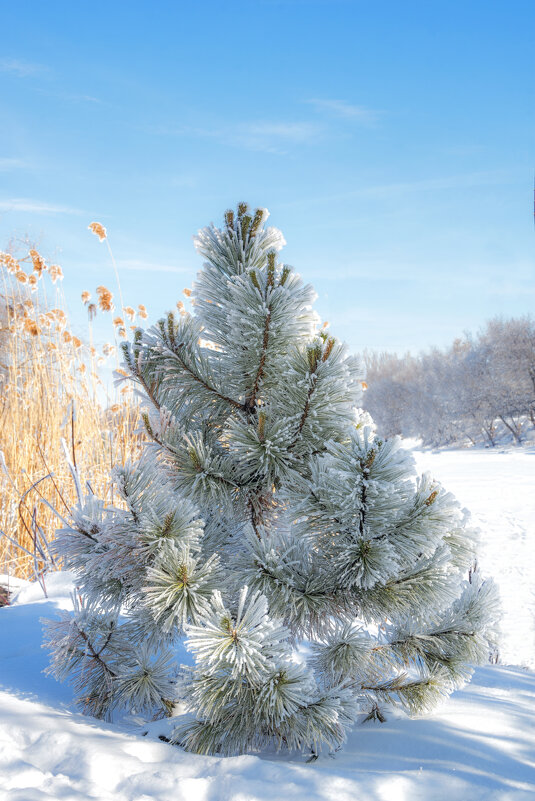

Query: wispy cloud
left=0, top=158, right=28, bottom=172
left=0, top=58, right=49, bottom=78
left=307, top=98, right=380, bottom=124
left=35, top=87, right=103, bottom=105
left=169, top=173, right=199, bottom=189
left=118, top=258, right=190, bottom=274
left=230, top=121, right=320, bottom=152
left=283, top=169, right=520, bottom=208
left=151, top=120, right=322, bottom=154
left=0, top=198, right=81, bottom=214
left=356, top=170, right=517, bottom=197
left=58, top=92, right=101, bottom=104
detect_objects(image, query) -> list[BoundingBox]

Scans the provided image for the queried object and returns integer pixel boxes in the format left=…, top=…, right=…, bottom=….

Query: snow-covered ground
left=1, top=448, right=534, bottom=801
left=414, top=447, right=535, bottom=670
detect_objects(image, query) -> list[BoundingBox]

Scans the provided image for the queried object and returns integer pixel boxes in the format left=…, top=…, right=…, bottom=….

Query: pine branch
left=122, top=485, right=141, bottom=526
left=249, top=500, right=262, bottom=540
left=138, top=374, right=162, bottom=411
left=309, top=489, right=345, bottom=528
left=95, top=622, right=116, bottom=658
left=122, top=338, right=162, bottom=411
left=245, top=310, right=271, bottom=413
left=288, top=375, right=317, bottom=451
left=358, top=450, right=375, bottom=537
left=74, top=621, right=117, bottom=679
left=167, top=343, right=243, bottom=411
left=74, top=620, right=175, bottom=717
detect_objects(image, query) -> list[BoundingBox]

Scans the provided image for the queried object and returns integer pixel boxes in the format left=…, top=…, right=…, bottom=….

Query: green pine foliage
left=43, top=204, right=500, bottom=757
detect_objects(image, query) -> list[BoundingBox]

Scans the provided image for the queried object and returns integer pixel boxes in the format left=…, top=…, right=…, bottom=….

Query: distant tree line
left=362, top=316, right=535, bottom=447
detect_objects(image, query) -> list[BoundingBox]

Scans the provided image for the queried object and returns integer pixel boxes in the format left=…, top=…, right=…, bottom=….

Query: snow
left=1, top=448, right=535, bottom=800
left=413, top=447, right=535, bottom=670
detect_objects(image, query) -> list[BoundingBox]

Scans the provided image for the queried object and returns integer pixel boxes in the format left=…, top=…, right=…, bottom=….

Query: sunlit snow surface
left=413, top=447, right=535, bottom=670
left=1, top=448, right=534, bottom=801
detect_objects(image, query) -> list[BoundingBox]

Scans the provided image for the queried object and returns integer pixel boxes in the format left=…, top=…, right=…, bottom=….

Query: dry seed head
left=50, top=308, right=67, bottom=328
left=48, top=264, right=63, bottom=283
left=62, top=331, right=72, bottom=344
left=72, top=336, right=82, bottom=349
left=89, top=222, right=107, bottom=241
left=28, top=274, right=38, bottom=291
left=29, top=249, right=46, bottom=275
left=113, top=316, right=125, bottom=327
left=96, top=285, right=114, bottom=312
left=16, top=271, right=28, bottom=284
left=123, top=306, right=136, bottom=321
left=138, top=303, right=148, bottom=319
left=81, top=290, right=91, bottom=305
left=23, top=319, right=40, bottom=336
left=183, top=288, right=192, bottom=297
left=0, top=252, right=19, bottom=273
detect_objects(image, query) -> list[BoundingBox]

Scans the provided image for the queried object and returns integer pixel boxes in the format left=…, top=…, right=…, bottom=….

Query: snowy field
left=1, top=447, right=534, bottom=801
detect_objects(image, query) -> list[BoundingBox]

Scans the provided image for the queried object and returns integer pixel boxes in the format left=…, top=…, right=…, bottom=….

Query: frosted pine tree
left=44, top=204, right=499, bottom=757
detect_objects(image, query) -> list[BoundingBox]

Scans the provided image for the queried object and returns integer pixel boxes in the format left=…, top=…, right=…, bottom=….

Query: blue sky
left=1, top=0, right=533, bottom=356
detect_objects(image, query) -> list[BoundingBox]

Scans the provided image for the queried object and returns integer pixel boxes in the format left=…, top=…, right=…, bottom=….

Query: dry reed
left=0, top=236, right=144, bottom=580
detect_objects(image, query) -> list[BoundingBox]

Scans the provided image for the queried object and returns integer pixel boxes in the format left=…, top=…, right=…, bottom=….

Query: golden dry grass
left=0, top=234, right=145, bottom=579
